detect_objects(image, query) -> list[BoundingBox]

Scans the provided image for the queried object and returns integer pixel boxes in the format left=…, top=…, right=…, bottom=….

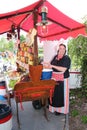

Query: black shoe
left=54, top=112, right=61, bottom=116
left=47, top=105, right=49, bottom=109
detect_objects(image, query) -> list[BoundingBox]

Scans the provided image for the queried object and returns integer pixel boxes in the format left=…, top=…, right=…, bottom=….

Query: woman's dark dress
left=50, top=55, right=71, bottom=107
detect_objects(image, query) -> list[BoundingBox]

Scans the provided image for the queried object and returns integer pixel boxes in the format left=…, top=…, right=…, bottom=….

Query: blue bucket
left=41, top=69, right=53, bottom=80
left=0, top=95, right=6, bottom=101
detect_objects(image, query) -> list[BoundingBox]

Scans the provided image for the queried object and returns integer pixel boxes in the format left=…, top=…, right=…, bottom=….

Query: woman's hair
left=59, top=43, right=66, bottom=49
left=57, top=43, right=66, bottom=55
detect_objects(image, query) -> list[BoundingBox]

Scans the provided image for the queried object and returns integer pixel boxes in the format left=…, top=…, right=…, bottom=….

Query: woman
left=44, top=44, right=71, bottom=115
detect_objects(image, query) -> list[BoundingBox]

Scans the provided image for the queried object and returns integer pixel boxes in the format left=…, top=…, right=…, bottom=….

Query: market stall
left=0, top=1, right=87, bottom=129
left=0, top=0, right=86, bottom=65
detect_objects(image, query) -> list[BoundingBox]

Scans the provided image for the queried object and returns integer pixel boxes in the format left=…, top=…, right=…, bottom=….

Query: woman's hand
left=42, top=62, right=52, bottom=69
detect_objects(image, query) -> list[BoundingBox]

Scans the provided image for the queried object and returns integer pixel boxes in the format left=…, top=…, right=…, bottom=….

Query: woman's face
left=58, top=45, right=66, bottom=56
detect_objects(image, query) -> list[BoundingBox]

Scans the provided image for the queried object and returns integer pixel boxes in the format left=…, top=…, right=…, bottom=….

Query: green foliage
left=20, top=35, right=26, bottom=42
left=38, top=48, right=43, bottom=57
left=9, top=79, right=18, bottom=89
left=0, top=37, right=14, bottom=52
left=81, top=115, right=87, bottom=124
left=80, top=49, right=87, bottom=97
left=81, top=56, right=87, bottom=86
left=68, top=35, right=87, bottom=98
left=68, top=35, right=87, bottom=70
left=8, top=40, right=14, bottom=51
left=70, top=100, right=76, bottom=105
left=0, top=35, right=26, bottom=53
left=71, top=109, right=79, bottom=117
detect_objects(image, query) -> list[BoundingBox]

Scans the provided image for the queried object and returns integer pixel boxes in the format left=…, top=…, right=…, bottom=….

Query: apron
left=49, top=78, right=69, bottom=114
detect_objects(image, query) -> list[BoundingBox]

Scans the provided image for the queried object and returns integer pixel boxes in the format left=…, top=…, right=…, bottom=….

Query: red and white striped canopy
left=0, top=0, right=86, bottom=40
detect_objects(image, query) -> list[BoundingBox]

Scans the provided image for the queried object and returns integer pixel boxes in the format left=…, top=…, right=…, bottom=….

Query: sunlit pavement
left=11, top=98, right=67, bottom=130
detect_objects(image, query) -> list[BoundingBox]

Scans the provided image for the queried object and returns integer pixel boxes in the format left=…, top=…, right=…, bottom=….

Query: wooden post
left=17, top=26, right=20, bottom=49
left=33, top=9, right=39, bottom=65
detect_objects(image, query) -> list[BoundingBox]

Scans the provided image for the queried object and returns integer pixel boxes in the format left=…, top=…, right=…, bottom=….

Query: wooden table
left=14, top=79, right=56, bottom=127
